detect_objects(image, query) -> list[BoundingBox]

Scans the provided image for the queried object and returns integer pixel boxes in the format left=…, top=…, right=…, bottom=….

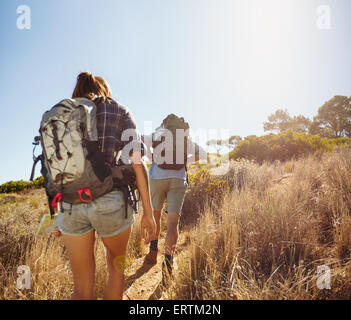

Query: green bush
left=181, top=168, right=230, bottom=226
left=0, top=176, right=44, bottom=194
left=328, top=137, right=351, bottom=147
left=230, top=131, right=351, bottom=163
left=30, top=176, right=44, bottom=188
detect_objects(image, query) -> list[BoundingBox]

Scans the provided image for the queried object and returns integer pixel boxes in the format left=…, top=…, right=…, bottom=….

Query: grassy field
left=1, top=146, right=351, bottom=299
left=167, top=145, right=351, bottom=299
left=0, top=190, right=147, bottom=300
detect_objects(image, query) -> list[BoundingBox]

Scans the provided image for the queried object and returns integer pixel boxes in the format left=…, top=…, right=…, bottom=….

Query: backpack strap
left=51, top=121, right=63, bottom=160
left=30, top=154, right=42, bottom=182
left=111, top=164, right=139, bottom=217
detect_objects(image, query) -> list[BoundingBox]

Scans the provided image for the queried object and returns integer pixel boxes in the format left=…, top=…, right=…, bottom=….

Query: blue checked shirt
left=95, top=98, right=144, bottom=164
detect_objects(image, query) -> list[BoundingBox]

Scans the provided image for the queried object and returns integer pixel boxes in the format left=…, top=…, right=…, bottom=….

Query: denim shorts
left=57, top=189, right=134, bottom=238
left=150, top=178, right=188, bottom=215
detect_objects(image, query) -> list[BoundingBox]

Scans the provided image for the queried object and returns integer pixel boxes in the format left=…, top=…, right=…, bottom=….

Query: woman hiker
left=55, top=72, right=156, bottom=300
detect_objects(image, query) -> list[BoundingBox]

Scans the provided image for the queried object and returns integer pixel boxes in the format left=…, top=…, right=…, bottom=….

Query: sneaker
left=144, top=250, right=158, bottom=265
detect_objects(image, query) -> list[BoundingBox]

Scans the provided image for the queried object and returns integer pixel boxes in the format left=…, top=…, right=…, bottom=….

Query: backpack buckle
left=51, top=193, right=63, bottom=209
left=77, top=188, right=93, bottom=203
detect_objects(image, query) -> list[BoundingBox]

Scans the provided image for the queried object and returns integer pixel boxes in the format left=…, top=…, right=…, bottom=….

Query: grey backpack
left=31, top=98, right=114, bottom=213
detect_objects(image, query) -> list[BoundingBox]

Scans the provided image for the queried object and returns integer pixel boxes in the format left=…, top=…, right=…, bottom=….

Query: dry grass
left=1, top=146, right=351, bottom=299
left=167, top=145, right=351, bottom=300
left=0, top=189, right=146, bottom=300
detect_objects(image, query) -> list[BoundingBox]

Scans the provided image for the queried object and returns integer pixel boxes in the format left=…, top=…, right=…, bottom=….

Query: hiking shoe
left=144, top=250, right=158, bottom=265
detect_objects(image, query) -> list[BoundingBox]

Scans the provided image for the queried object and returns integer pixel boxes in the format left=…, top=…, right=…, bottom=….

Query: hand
left=140, top=213, right=156, bottom=245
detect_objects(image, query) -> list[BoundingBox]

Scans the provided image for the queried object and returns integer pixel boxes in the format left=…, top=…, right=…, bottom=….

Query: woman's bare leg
left=62, top=230, right=96, bottom=300
left=101, top=227, right=131, bottom=300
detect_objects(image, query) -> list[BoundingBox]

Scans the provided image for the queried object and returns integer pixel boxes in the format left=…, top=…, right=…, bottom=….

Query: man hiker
left=142, top=114, right=207, bottom=281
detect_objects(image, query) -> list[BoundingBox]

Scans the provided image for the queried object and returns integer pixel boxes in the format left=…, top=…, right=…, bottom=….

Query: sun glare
left=232, top=0, right=303, bottom=103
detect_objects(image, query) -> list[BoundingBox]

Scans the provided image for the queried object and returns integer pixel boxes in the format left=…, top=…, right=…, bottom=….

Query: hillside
left=1, top=146, right=351, bottom=299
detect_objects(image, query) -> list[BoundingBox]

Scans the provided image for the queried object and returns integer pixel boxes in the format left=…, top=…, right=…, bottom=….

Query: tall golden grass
left=0, top=190, right=146, bottom=300
left=167, top=146, right=351, bottom=299
left=1, top=146, right=351, bottom=299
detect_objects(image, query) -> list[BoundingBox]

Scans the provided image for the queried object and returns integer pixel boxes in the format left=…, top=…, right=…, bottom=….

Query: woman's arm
left=130, top=151, right=156, bottom=244
left=141, top=133, right=153, bottom=163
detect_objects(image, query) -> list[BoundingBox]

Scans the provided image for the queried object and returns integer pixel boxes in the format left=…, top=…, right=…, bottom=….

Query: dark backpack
left=152, top=114, right=190, bottom=170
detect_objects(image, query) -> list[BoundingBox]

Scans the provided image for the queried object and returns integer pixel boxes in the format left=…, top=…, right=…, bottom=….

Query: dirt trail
left=123, top=234, right=189, bottom=300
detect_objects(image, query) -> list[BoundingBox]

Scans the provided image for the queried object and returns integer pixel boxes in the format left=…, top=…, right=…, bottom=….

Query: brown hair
left=95, top=76, right=112, bottom=99
left=72, top=72, right=112, bottom=103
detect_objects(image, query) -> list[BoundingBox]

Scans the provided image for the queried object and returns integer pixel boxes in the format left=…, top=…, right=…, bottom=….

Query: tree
left=228, top=135, right=242, bottom=150
left=206, top=137, right=242, bottom=154
left=264, top=109, right=291, bottom=132
left=289, top=115, right=312, bottom=133
left=264, top=109, right=311, bottom=134
left=311, top=96, right=351, bottom=138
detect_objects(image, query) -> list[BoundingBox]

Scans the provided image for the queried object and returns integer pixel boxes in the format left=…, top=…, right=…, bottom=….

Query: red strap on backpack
left=77, top=188, right=93, bottom=203
left=51, top=193, right=63, bottom=209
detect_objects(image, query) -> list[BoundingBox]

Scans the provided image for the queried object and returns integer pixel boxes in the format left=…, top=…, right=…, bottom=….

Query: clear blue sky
left=0, top=0, right=350, bottom=183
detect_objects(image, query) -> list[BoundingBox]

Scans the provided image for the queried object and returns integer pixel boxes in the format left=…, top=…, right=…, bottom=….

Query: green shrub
left=30, top=176, right=44, bottom=188
left=0, top=176, right=44, bottom=194
left=328, top=137, right=351, bottom=147
left=181, top=168, right=230, bottom=226
left=230, top=131, right=351, bottom=163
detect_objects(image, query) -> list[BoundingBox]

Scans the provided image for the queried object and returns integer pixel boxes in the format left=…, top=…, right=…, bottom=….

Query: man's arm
left=187, top=140, right=207, bottom=164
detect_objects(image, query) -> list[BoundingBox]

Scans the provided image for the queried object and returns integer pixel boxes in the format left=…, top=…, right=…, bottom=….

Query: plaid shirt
left=95, top=98, right=144, bottom=164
